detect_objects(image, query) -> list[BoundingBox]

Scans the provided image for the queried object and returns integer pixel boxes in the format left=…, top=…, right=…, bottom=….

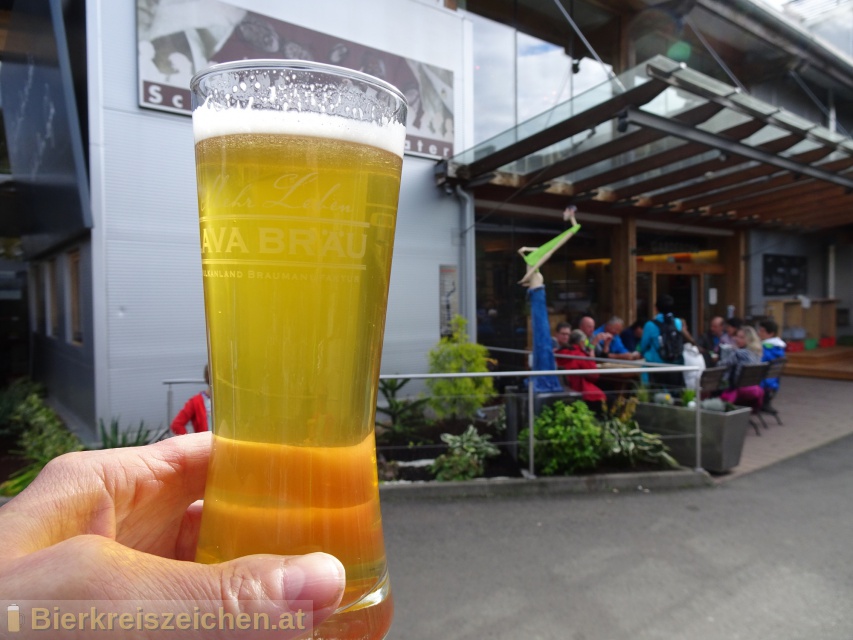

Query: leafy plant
left=95, top=418, right=168, bottom=449
left=681, top=388, right=697, bottom=405
left=375, top=378, right=429, bottom=444
left=700, top=397, right=738, bottom=412
left=427, top=316, right=495, bottom=421
left=431, top=425, right=500, bottom=481
left=519, top=401, right=603, bottom=476
left=0, top=378, right=45, bottom=439
left=0, top=394, right=84, bottom=496
left=599, top=397, right=680, bottom=469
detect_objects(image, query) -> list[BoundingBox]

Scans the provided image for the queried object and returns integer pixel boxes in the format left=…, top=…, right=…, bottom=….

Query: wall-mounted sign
left=137, top=0, right=454, bottom=158
left=763, top=254, right=807, bottom=296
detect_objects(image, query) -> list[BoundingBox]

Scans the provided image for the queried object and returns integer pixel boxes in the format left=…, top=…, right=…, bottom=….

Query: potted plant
left=633, top=396, right=751, bottom=473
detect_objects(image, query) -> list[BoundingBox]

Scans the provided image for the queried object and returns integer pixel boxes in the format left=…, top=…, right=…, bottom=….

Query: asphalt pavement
left=382, top=430, right=853, bottom=640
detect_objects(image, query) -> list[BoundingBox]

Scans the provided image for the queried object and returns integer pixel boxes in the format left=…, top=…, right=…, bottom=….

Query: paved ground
left=382, top=376, right=853, bottom=639
left=723, top=376, right=853, bottom=481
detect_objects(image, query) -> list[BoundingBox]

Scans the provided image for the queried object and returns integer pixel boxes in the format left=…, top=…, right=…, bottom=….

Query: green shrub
left=426, top=316, right=495, bottom=421
left=431, top=425, right=500, bottom=481
left=94, top=418, right=168, bottom=449
left=519, top=401, right=602, bottom=475
left=375, top=377, right=430, bottom=444
left=0, top=378, right=45, bottom=439
left=0, top=394, right=83, bottom=496
left=600, top=397, right=679, bottom=469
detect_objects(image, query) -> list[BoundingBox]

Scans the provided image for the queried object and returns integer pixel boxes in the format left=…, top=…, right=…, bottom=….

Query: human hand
left=0, top=433, right=345, bottom=639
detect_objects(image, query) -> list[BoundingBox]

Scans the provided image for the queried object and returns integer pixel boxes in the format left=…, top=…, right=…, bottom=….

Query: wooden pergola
left=437, top=56, right=853, bottom=325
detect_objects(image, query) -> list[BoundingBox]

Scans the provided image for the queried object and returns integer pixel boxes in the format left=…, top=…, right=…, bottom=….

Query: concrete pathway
left=721, top=376, right=853, bottom=481
left=382, top=378, right=853, bottom=639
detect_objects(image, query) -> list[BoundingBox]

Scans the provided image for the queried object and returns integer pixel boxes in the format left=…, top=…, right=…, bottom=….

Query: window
left=46, top=258, right=59, bottom=338
left=30, top=264, right=45, bottom=333
left=67, top=248, right=83, bottom=344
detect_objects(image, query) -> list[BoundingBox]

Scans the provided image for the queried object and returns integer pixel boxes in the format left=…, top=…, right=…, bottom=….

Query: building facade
left=0, top=0, right=852, bottom=434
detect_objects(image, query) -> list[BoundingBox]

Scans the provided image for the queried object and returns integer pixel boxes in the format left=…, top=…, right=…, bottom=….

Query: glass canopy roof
left=441, top=55, right=853, bottom=231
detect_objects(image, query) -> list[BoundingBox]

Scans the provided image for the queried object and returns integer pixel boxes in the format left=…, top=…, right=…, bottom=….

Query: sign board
left=137, top=0, right=454, bottom=158
left=762, top=254, right=807, bottom=296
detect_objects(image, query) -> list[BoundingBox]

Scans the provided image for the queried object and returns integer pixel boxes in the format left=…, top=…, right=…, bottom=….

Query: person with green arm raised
left=518, top=206, right=581, bottom=287
left=518, top=206, right=581, bottom=393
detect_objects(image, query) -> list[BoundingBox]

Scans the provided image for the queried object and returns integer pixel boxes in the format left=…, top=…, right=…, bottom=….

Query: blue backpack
left=653, top=313, right=684, bottom=363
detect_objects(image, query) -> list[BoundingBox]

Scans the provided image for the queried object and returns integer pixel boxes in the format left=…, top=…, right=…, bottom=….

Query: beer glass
left=190, top=60, right=406, bottom=639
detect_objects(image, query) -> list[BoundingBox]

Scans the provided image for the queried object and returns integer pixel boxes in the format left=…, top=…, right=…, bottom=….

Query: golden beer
left=191, top=62, right=406, bottom=640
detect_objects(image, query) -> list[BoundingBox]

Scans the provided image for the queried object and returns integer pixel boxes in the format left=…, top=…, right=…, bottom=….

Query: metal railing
left=163, top=378, right=206, bottom=426
left=164, top=362, right=706, bottom=475
left=379, top=362, right=705, bottom=475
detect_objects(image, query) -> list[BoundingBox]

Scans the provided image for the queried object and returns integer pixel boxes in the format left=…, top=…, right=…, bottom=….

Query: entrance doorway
left=637, top=263, right=727, bottom=337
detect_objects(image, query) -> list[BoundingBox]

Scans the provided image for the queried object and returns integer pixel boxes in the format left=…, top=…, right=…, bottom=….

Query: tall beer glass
left=190, top=60, right=406, bottom=639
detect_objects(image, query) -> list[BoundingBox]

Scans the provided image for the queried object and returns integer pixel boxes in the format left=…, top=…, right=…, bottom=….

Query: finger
left=0, top=433, right=212, bottom=558
left=0, top=537, right=345, bottom=640
left=175, top=500, right=205, bottom=562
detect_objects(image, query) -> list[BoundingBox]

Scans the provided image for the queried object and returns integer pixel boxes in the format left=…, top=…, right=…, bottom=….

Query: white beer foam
left=193, top=104, right=406, bottom=158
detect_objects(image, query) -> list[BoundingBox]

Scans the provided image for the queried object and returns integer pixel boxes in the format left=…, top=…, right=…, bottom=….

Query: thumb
left=3, top=536, right=345, bottom=639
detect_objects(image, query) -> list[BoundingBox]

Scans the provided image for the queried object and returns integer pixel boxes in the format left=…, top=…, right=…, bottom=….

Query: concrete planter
left=634, top=403, right=752, bottom=473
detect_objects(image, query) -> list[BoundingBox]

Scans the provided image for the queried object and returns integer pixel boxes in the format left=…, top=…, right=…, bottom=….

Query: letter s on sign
left=147, top=84, right=163, bottom=104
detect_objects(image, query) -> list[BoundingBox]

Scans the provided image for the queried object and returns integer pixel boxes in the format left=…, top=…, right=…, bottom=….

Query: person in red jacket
left=170, top=365, right=211, bottom=435
left=554, top=330, right=607, bottom=408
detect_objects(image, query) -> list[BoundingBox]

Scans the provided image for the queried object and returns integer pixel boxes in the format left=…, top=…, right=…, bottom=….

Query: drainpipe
left=456, top=185, right=477, bottom=341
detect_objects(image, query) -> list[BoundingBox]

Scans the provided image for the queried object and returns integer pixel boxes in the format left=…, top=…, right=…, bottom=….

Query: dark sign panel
left=0, top=0, right=91, bottom=257
left=763, top=254, right=808, bottom=296
left=137, top=0, right=454, bottom=159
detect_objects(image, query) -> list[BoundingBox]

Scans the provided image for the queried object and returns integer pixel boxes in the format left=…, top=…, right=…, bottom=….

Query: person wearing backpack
left=638, top=294, right=686, bottom=390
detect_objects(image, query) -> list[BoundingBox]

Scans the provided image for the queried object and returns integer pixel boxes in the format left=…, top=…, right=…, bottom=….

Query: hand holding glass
left=190, top=60, right=407, bottom=640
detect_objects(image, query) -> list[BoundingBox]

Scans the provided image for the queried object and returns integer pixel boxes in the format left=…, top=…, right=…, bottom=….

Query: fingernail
left=287, top=553, right=346, bottom=611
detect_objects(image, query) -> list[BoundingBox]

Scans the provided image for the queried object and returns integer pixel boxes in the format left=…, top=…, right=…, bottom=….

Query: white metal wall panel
left=747, top=231, right=826, bottom=317
left=102, top=112, right=197, bottom=242
left=383, top=158, right=460, bottom=377
left=92, top=0, right=467, bottom=428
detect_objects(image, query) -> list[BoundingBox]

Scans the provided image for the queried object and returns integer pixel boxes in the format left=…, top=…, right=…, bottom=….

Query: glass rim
left=190, top=58, right=407, bottom=107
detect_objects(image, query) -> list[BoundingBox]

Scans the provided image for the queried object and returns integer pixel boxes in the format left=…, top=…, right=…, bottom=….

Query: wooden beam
left=672, top=154, right=853, bottom=211
left=611, top=215, right=637, bottom=323
left=722, top=230, right=746, bottom=319
left=571, top=118, right=767, bottom=196
left=707, top=180, right=846, bottom=216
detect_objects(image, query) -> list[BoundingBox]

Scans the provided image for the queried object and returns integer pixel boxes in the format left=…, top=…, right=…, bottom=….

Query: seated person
left=555, top=330, right=607, bottom=407
left=577, top=315, right=603, bottom=355
left=758, top=318, right=786, bottom=399
left=619, top=320, right=644, bottom=353
left=697, top=315, right=725, bottom=366
left=170, top=365, right=212, bottom=435
left=719, top=325, right=764, bottom=409
left=593, top=316, right=642, bottom=361
left=553, top=321, right=572, bottom=354
left=720, top=316, right=742, bottom=346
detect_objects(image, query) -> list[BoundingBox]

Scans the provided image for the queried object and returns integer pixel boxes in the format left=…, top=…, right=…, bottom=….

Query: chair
left=730, top=362, right=771, bottom=435
left=761, top=358, right=787, bottom=425
left=697, top=366, right=727, bottom=398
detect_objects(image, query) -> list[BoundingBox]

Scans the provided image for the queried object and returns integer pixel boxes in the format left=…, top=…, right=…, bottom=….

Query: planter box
left=634, top=403, right=752, bottom=473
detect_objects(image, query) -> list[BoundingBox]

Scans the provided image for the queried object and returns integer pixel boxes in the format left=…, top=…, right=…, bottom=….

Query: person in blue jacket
left=638, top=294, right=684, bottom=389
left=758, top=319, right=786, bottom=393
